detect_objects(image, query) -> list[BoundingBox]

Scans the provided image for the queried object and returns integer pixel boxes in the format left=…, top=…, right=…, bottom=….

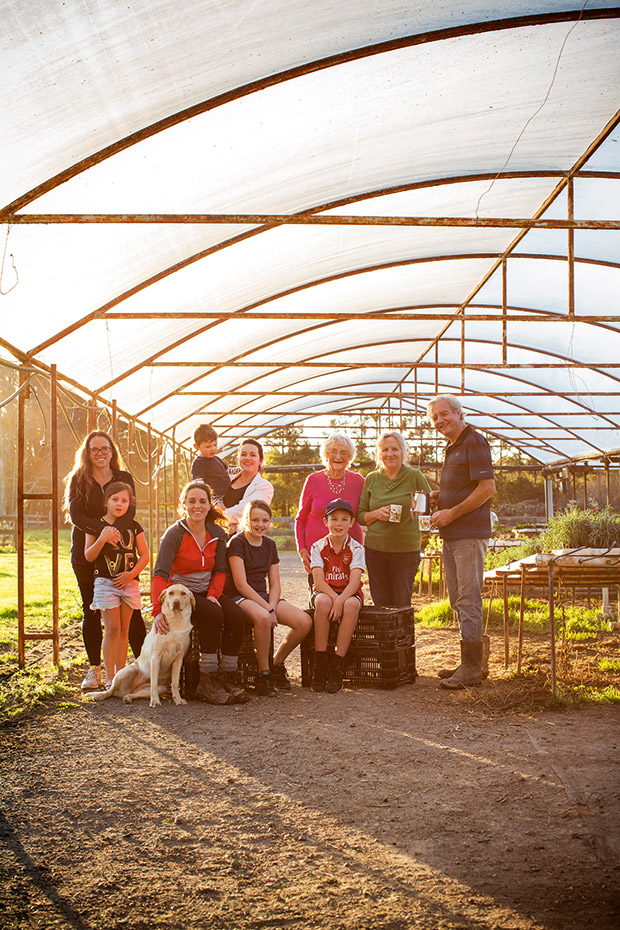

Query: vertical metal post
left=155, top=435, right=161, bottom=550
left=544, top=476, right=554, bottom=520
left=173, top=434, right=179, bottom=510
left=17, top=368, right=27, bottom=668
left=51, top=366, right=59, bottom=665
left=604, top=459, right=611, bottom=507
left=87, top=402, right=96, bottom=433
left=147, top=424, right=154, bottom=583
left=517, top=566, right=526, bottom=674
left=172, top=427, right=179, bottom=516
left=111, top=400, right=117, bottom=444
left=434, top=342, right=439, bottom=394
left=548, top=564, right=557, bottom=697
left=460, top=317, right=465, bottom=393
left=128, top=418, right=135, bottom=479
left=583, top=469, right=588, bottom=510
left=503, top=574, right=509, bottom=668
left=501, top=258, right=507, bottom=365
left=568, top=177, right=575, bottom=320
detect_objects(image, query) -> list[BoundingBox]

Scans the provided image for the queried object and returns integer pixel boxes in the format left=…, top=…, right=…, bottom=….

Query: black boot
left=311, top=651, right=328, bottom=692
left=326, top=653, right=345, bottom=694
left=438, top=635, right=489, bottom=680
left=440, top=640, right=483, bottom=690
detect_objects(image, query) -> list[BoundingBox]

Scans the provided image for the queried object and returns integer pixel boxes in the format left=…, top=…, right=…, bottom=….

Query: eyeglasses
left=89, top=446, right=112, bottom=456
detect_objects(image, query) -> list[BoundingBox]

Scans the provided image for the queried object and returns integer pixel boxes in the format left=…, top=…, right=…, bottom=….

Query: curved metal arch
left=92, top=252, right=504, bottom=395
left=94, top=246, right=620, bottom=400
left=317, top=394, right=602, bottom=460
left=227, top=392, right=574, bottom=461
left=27, top=167, right=586, bottom=358
left=138, top=309, right=620, bottom=432
left=158, top=330, right=620, bottom=453
left=164, top=332, right=620, bottom=414
left=4, top=7, right=616, bottom=217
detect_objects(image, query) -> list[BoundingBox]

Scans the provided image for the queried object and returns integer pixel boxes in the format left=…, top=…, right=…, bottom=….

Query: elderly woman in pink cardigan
left=295, top=432, right=365, bottom=580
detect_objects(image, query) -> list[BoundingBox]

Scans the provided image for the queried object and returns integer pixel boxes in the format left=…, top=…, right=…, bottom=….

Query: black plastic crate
left=353, top=605, right=414, bottom=647
left=345, top=643, right=416, bottom=689
left=300, top=639, right=416, bottom=689
left=180, top=628, right=200, bottom=699
left=180, top=622, right=271, bottom=696
left=300, top=605, right=416, bottom=689
left=238, top=622, right=274, bottom=689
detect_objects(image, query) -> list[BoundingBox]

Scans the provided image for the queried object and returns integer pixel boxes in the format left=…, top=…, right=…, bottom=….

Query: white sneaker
left=81, top=666, right=102, bottom=691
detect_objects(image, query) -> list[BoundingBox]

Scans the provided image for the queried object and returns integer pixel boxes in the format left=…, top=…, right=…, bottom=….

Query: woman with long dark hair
left=152, top=480, right=248, bottom=704
left=64, top=430, right=146, bottom=691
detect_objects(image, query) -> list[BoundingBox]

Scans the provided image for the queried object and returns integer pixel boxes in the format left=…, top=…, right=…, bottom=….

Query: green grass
left=0, top=530, right=87, bottom=722
left=0, top=529, right=82, bottom=631
left=570, top=685, right=620, bottom=705
left=0, top=666, right=74, bottom=721
left=416, top=595, right=609, bottom=638
left=598, top=658, right=620, bottom=673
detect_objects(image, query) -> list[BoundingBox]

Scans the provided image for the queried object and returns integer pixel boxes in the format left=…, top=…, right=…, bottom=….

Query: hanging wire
left=105, top=317, right=114, bottom=391
left=0, top=375, right=34, bottom=409
left=31, top=381, right=48, bottom=447
left=0, top=224, right=19, bottom=296
left=567, top=322, right=600, bottom=419
left=475, top=1, right=590, bottom=218
left=57, top=390, right=85, bottom=444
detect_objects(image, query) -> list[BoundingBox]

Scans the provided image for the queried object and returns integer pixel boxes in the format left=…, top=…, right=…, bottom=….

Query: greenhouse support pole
left=51, top=366, right=59, bottom=665
left=604, top=460, right=611, bottom=506
left=544, top=477, right=554, bottom=520
left=147, top=424, right=153, bottom=583
left=548, top=564, right=557, bottom=698
left=17, top=367, right=26, bottom=668
left=172, top=428, right=179, bottom=513
left=155, top=435, right=161, bottom=552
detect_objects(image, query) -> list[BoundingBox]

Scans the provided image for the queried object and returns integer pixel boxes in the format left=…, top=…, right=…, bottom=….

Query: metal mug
left=412, top=491, right=430, bottom=515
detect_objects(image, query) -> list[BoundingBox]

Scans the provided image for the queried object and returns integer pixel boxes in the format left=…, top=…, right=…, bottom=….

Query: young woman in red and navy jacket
left=151, top=480, right=247, bottom=705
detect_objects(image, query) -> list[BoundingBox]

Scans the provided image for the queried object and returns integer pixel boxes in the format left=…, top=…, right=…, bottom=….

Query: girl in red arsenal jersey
left=309, top=498, right=365, bottom=694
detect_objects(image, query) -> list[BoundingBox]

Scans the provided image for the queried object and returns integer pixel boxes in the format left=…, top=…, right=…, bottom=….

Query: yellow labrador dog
left=91, top=584, right=194, bottom=707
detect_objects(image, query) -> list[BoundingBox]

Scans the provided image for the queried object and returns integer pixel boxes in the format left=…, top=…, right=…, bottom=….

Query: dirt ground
left=1, top=553, right=619, bottom=930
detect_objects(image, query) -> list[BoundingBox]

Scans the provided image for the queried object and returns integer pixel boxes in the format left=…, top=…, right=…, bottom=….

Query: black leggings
left=72, top=562, right=146, bottom=665
left=192, top=593, right=245, bottom=656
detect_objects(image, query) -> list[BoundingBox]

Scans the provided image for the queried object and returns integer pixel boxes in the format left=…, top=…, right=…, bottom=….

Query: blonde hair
left=375, top=431, right=407, bottom=468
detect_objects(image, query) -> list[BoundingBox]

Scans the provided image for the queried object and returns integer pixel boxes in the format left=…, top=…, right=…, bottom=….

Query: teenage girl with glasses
left=63, top=430, right=147, bottom=691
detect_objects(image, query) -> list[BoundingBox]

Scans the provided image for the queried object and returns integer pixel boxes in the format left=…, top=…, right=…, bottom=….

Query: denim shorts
left=91, top=577, right=142, bottom=611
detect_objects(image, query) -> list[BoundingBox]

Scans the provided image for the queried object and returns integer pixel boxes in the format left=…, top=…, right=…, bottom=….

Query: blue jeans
left=441, top=538, right=488, bottom=642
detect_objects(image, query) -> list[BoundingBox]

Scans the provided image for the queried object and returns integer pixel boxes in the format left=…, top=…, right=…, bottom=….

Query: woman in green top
left=357, top=431, right=431, bottom=607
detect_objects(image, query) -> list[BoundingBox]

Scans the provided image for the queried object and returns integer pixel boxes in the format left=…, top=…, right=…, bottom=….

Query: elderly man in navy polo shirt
left=427, top=395, right=496, bottom=689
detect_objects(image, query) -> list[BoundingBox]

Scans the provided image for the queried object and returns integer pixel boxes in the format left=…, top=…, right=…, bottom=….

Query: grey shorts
left=91, top=577, right=142, bottom=611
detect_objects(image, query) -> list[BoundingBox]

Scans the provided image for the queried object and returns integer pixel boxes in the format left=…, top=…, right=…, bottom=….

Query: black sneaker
left=271, top=663, right=291, bottom=691
left=326, top=654, right=345, bottom=694
left=254, top=670, right=276, bottom=697
left=311, top=653, right=328, bottom=692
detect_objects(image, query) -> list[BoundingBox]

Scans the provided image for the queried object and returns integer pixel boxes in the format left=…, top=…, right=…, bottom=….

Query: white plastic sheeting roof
left=2, top=1, right=620, bottom=464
